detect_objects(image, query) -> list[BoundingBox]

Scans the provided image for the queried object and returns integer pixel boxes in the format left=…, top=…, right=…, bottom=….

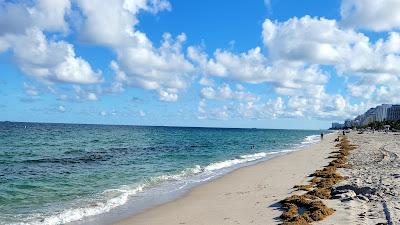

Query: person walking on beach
left=320, top=132, right=324, bottom=140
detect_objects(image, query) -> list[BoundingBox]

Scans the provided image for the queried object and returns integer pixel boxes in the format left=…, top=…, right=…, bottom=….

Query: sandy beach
left=112, top=133, right=337, bottom=225
left=317, top=132, right=400, bottom=225
left=111, top=131, right=400, bottom=225
left=3, top=1, right=400, bottom=224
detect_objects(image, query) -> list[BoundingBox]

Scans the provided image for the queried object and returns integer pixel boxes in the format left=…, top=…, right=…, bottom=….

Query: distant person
left=335, top=137, right=340, bottom=142
left=320, top=132, right=324, bottom=140
left=342, top=130, right=345, bottom=136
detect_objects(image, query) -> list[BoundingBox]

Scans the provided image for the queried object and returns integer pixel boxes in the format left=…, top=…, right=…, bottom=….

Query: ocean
left=0, top=122, right=324, bottom=225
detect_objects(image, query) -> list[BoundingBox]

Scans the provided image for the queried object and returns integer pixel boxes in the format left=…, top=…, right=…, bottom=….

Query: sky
left=1, top=0, right=400, bottom=129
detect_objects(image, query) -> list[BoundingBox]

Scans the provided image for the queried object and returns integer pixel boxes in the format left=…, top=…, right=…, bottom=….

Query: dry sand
left=317, top=132, right=400, bottom=225
left=110, top=131, right=400, bottom=225
left=112, top=133, right=337, bottom=225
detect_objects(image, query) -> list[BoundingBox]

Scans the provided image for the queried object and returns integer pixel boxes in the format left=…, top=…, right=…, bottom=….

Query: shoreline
left=108, top=133, right=336, bottom=225
left=66, top=134, right=323, bottom=225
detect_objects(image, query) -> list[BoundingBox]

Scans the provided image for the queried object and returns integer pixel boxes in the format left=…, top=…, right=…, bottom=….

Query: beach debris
left=280, top=195, right=334, bottom=224
left=305, top=188, right=332, bottom=199
left=356, top=194, right=369, bottom=202
left=280, top=136, right=357, bottom=224
left=293, top=184, right=314, bottom=191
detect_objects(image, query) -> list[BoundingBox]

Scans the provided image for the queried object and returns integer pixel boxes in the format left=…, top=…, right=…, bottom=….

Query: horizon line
left=0, top=120, right=328, bottom=131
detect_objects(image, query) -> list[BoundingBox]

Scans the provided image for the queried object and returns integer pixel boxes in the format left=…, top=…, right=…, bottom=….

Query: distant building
left=387, top=105, right=400, bottom=121
left=344, top=119, right=353, bottom=128
left=375, top=104, right=392, bottom=122
left=361, top=108, right=377, bottom=126
left=353, top=115, right=363, bottom=127
left=338, top=104, right=400, bottom=129
left=331, top=123, right=344, bottom=129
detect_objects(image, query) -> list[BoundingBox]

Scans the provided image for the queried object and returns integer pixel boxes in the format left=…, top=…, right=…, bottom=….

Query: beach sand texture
left=113, top=132, right=400, bottom=225
left=113, top=134, right=337, bottom=225
left=317, top=132, right=400, bottom=225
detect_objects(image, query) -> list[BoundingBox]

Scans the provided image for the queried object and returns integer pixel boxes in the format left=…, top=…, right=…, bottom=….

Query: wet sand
left=112, top=133, right=336, bottom=225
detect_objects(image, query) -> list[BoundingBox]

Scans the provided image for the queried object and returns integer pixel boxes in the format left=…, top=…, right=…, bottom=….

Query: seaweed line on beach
left=278, top=135, right=358, bottom=225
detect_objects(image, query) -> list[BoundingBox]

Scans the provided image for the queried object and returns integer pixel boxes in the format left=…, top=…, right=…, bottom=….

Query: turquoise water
left=0, top=122, right=323, bottom=225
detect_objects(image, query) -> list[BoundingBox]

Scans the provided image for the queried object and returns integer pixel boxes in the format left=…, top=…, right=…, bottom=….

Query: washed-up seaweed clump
left=280, top=195, right=334, bottom=225
left=293, top=184, right=314, bottom=191
left=279, top=136, right=357, bottom=225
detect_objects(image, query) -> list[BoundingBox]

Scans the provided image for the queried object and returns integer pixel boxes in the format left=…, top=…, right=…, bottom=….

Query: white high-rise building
left=375, top=104, right=392, bottom=122
left=388, top=105, right=400, bottom=121
left=361, top=108, right=377, bottom=126
left=341, top=104, right=400, bottom=128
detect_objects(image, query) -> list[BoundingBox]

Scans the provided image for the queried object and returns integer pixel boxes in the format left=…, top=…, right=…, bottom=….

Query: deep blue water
left=0, top=122, right=323, bottom=225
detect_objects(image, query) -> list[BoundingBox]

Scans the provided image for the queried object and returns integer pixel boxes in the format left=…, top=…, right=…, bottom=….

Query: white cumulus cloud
left=0, top=1, right=101, bottom=85
left=341, top=0, right=400, bottom=31
left=76, top=0, right=193, bottom=102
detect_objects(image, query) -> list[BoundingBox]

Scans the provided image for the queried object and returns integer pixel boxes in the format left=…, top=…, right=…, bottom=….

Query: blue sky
left=1, top=0, right=400, bottom=129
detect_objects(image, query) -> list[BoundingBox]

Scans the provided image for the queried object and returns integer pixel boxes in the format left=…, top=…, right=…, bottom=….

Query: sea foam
left=10, top=133, right=322, bottom=225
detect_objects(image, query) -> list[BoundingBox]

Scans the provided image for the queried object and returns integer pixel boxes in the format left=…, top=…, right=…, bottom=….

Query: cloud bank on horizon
left=1, top=0, right=400, bottom=128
